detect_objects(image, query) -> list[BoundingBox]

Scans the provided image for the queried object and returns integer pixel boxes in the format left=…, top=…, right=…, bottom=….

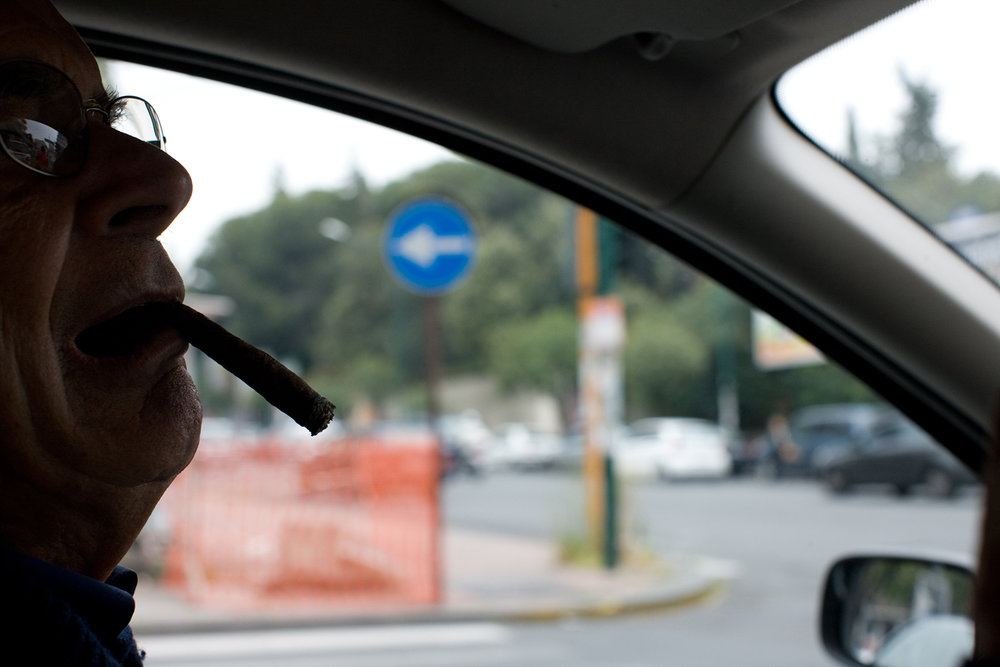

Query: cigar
left=168, top=303, right=336, bottom=436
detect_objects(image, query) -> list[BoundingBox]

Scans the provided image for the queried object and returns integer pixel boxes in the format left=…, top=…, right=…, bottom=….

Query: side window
left=113, top=59, right=982, bottom=665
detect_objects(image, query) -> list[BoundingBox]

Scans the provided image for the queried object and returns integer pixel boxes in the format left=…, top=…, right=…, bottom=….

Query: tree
left=488, top=308, right=578, bottom=426
left=624, top=306, right=713, bottom=419
left=193, top=156, right=880, bottom=431
left=194, top=189, right=351, bottom=371
left=890, top=70, right=953, bottom=179
left=194, top=161, right=576, bottom=418
left=846, top=70, right=1000, bottom=225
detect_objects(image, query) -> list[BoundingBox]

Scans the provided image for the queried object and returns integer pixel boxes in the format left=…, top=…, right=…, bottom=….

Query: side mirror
left=820, top=554, right=975, bottom=667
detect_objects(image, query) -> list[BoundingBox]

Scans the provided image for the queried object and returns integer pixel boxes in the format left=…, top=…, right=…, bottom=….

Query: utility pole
left=575, top=208, right=624, bottom=569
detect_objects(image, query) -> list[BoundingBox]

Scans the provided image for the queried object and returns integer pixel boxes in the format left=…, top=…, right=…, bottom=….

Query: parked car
left=437, top=411, right=493, bottom=477
left=552, top=429, right=585, bottom=472
left=820, top=416, right=978, bottom=498
left=486, top=423, right=563, bottom=471
left=757, top=403, right=898, bottom=479
left=613, top=418, right=732, bottom=481
left=196, top=415, right=261, bottom=454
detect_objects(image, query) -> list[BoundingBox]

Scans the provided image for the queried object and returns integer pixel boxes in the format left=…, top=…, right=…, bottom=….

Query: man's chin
left=135, top=363, right=203, bottom=483
left=62, top=362, right=203, bottom=488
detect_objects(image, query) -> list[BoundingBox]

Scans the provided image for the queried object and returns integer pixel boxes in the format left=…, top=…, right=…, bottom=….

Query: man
left=0, top=0, right=201, bottom=662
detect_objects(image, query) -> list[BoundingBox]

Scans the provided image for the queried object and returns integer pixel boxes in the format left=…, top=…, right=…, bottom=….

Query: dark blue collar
left=1, top=549, right=137, bottom=642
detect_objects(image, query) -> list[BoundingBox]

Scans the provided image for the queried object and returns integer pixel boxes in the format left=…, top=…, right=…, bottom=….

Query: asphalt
left=130, top=528, right=731, bottom=635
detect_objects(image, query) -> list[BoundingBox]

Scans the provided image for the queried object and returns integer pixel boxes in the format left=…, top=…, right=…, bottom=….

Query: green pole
left=603, top=452, right=618, bottom=569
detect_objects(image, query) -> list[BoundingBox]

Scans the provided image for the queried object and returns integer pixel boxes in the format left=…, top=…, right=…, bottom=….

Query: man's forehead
left=0, top=0, right=103, bottom=97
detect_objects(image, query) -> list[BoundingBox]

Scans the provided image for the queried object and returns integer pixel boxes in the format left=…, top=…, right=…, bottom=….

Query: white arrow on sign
left=394, top=223, right=474, bottom=268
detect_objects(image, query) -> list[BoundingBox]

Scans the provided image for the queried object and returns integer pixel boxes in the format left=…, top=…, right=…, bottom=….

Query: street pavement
left=131, top=526, right=729, bottom=634
left=130, top=476, right=983, bottom=666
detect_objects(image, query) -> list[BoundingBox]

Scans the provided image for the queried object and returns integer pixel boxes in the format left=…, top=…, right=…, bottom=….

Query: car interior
left=54, top=0, right=1000, bottom=467
left=48, top=0, right=999, bottom=665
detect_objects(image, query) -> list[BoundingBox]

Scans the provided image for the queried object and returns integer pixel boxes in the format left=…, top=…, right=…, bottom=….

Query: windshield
left=108, top=50, right=981, bottom=667
left=776, top=0, right=1000, bottom=283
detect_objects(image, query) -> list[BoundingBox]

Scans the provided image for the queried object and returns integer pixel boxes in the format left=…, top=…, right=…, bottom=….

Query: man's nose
left=73, top=121, right=193, bottom=238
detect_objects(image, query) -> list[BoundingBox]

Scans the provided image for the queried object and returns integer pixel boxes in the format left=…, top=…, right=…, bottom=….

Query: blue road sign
left=383, top=198, right=477, bottom=294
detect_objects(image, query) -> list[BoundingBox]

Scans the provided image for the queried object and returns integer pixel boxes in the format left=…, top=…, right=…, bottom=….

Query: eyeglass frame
left=0, top=58, right=165, bottom=178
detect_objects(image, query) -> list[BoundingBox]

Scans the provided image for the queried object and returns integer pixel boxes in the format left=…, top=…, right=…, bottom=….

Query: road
left=445, top=472, right=981, bottom=666
left=143, top=473, right=981, bottom=666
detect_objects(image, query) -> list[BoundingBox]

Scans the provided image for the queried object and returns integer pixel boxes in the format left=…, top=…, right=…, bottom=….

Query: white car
left=613, top=418, right=733, bottom=481
left=487, top=423, right=564, bottom=471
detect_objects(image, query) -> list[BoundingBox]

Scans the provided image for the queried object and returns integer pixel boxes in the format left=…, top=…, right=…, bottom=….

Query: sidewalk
left=131, top=528, right=732, bottom=634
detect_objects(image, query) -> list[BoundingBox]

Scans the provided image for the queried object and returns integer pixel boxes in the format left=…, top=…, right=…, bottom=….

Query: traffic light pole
left=575, top=208, right=621, bottom=570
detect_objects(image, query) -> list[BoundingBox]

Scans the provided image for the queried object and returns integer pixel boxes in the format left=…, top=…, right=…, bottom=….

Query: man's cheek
left=0, top=343, right=44, bottom=465
left=0, top=302, right=74, bottom=441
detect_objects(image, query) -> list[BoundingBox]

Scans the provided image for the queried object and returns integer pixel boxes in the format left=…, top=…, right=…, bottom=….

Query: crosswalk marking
left=138, top=622, right=511, bottom=660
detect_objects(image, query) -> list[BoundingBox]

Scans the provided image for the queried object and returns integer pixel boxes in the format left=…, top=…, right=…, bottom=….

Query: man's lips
left=75, top=302, right=180, bottom=359
left=73, top=300, right=336, bottom=435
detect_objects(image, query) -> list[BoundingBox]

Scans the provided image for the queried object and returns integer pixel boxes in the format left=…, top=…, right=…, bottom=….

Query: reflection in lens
left=0, top=60, right=88, bottom=176
left=0, top=121, right=35, bottom=162
left=0, top=119, right=81, bottom=176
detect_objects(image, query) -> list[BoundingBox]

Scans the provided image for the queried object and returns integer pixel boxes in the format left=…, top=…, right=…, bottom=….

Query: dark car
left=757, top=403, right=897, bottom=479
left=821, top=417, right=978, bottom=498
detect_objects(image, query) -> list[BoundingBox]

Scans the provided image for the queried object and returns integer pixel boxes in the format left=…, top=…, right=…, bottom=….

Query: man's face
left=0, top=1, right=201, bottom=493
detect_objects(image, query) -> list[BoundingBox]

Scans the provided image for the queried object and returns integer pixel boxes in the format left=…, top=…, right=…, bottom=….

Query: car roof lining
left=439, top=0, right=805, bottom=53
left=55, top=0, right=918, bottom=209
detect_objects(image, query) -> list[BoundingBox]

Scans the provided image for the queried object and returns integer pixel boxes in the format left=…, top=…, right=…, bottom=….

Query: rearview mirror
left=820, top=554, right=975, bottom=667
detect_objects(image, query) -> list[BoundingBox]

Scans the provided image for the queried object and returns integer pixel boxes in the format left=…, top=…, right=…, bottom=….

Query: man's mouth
left=74, top=301, right=335, bottom=435
left=75, top=303, right=178, bottom=358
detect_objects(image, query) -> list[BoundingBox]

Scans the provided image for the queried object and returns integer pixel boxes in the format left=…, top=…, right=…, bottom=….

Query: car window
left=110, top=59, right=982, bottom=667
left=776, top=0, right=1000, bottom=285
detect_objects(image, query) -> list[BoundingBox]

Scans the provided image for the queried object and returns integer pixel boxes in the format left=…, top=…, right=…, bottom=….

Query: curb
left=505, top=577, right=727, bottom=623
left=132, top=573, right=727, bottom=636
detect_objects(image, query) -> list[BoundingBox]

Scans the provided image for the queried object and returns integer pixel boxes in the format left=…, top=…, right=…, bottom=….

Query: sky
left=106, top=0, right=995, bottom=278
left=106, top=62, right=455, bottom=276
left=778, top=0, right=998, bottom=177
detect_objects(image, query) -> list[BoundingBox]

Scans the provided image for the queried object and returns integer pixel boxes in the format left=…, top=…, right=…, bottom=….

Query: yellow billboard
left=752, top=311, right=825, bottom=370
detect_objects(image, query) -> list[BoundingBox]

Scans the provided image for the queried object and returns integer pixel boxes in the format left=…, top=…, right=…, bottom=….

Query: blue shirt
left=0, top=548, right=144, bottom=665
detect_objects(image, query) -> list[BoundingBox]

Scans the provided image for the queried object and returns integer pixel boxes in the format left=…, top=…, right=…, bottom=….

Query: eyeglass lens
left=110, top=96, right=165, bottom=149
left=0, top=60, right=88, bottom=176
left=0, top=61, right=164, bottom=177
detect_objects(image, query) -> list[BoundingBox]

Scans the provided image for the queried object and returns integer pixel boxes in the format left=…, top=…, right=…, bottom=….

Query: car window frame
left=77, top=27, right=990, bottom=478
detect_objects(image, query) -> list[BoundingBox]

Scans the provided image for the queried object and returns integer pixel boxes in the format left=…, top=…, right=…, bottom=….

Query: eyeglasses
left=0, top=59, right=165, bottom=178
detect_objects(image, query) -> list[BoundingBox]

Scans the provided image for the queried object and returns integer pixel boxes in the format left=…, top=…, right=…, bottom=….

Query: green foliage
left=488, top=308, right=577, bottom=422
left=850, top=70, right=999, bottom=225
left=889, top=72, right=953, bottom=178
left=736, top=360, right=877, bottom=427
left=195, top=187, right=361, bottom=370
left=625, top=308, right=712, bottom=419
left=194, top=154, right=883, bottom=432
left=194, top=160, right=579, bottom=418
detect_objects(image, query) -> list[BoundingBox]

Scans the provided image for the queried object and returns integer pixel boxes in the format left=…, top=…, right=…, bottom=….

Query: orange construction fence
left=159, top=431, right=441, bottom=612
